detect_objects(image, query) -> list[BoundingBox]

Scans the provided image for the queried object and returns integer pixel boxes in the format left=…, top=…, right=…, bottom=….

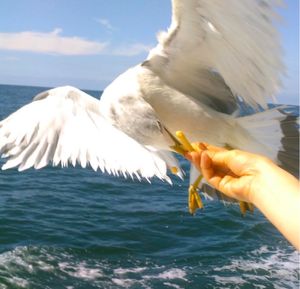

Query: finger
left=198, top=142, right=207, bottom=150
left=212, top=149, right=259, bottom=176
left=200, top=152, right=227, bottom=189
left=200, top=151, right=234, bottom=194
left=204, top=150, right=245, bottom=176
left=201, top=143, right=228, bottom=153
left=184, top=152, right=192, bottom=161
left=200, top=151, right=215, bottom=181
left=184, top=142, right=203, bottom=160
left=200, top=150, right=254, bottom=202
left=188, top=151, right=203, bottom=171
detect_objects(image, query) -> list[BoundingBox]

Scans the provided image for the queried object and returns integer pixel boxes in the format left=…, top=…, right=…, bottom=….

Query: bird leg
left=170, top=130, right=204, bottom=215
left=239, top=201, right=255, bottom=216
left=188, top=174, right=204, bottom=214
left=170, top=130, right=254, bottom=216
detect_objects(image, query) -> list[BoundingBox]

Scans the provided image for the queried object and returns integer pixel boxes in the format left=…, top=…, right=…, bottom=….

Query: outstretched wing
left=0, top=86, right=177, bottom=182
left=146, top=0, right=283, bottom=110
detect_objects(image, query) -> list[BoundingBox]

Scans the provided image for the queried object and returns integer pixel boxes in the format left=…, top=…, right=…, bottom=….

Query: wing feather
left=0, top=86, right=174, bottom=182
left=147, top=0, right=283, bottom=109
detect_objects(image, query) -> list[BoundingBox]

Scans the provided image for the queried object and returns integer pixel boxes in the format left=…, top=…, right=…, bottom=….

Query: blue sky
left=0, top=0, right=298, bottom=104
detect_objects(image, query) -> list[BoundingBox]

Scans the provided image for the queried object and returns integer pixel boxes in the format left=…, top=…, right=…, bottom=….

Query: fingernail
left=184, top=153, right=192, bottom=161
left=199, top=143, right=207, bottom=150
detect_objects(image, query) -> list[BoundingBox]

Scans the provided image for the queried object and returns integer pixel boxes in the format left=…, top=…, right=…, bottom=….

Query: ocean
left=0, top=84, right=299, bottom=289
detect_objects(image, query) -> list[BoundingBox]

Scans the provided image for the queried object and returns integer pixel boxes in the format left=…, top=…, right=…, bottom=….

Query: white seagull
left=0, top=1, right=298, bottom=213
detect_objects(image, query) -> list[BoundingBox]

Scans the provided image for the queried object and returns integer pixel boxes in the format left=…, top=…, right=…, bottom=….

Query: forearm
left=251, top=162, right=300, bottom=250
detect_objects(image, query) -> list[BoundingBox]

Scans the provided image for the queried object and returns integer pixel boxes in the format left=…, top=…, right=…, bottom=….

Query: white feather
left=0, top=1, right=293, bottom=190
left=147, top=0, right=283, bottom=109
left=0, top=86, right=175, bottom=181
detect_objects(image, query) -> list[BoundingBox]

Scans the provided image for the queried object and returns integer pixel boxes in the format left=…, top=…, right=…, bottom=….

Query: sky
left=0, top=0, right=298, bottom=104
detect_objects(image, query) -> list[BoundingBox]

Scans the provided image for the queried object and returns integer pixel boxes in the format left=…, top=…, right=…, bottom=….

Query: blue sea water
left=0, top=84, right=299, bottom=289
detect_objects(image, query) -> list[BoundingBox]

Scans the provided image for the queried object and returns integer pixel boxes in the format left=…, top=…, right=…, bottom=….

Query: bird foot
left=171, top=130, right=204, bottom=214
left=239, top=201, right=255, bottom=216
left=189, top=174, right=204, bottom=215
left=172, top=130, right=255, bottom=216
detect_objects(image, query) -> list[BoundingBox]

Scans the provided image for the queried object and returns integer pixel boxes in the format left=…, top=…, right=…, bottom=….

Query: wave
left=0, top=245, right=298, bottom=289
left=211, top=245, right=299, bottom=289
left=0, top=246, right=188, bottom=289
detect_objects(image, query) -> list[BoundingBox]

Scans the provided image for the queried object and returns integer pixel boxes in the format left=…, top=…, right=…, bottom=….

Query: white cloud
left=95, top=18, right=115, bottom=31
left=113, top=43, right=152, bottom=56
left=0, top=28, right=153, bottom=57
left=0, top=28, right=108, bottom=55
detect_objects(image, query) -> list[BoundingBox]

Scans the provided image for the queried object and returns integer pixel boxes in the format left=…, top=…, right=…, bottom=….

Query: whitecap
left=58, top=261, right=103, bottom=280
left=163, top=282, right=184, bottom=289
left=213, top=275, right=246, bottom=285
left=114, top=266, right=147, bottom=275
left=0, top=246, right=34, bottom=273
left=112, top=278, right=136, bottom=287
left=157, top=268, right=187, bottom=280
left=143, top=268, right=187, bottom=282
left=212, top=246, right=299, bottom=288
left=112, top=265, right=188, bottom=288
left=36, top=260, right=54, bottom=272
left=7, top=277, right=29, bottom=288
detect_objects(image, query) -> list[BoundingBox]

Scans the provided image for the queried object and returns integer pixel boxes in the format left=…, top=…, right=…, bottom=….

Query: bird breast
left=100, top=66, right=172, bottom=149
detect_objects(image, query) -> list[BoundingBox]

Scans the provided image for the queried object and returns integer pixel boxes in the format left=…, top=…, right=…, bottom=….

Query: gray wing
left=0, top=86, right=179, bottom=181
left=146, top=0, right=283, bottom=111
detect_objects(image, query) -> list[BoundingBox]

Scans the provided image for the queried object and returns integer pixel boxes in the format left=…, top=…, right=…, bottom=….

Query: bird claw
left=170, top=166, right=179, bottom=174
left=239, top=201, right=255, bottom=216
left=172, top=130, right=205, bottom=214
left=189, top=183, right=204, bottom=215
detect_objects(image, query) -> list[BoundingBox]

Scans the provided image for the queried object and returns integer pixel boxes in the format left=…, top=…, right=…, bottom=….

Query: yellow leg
left=246, top=202, right=255, bottom=214
left=170, top=166, right=179, bottom=174
left=173, top=130, right=255, bottom=216
left=170, top=143, right=186, bottom=156
left=176, top=131, right=194, bottom=152
left=239, top=201, right=247, bottom=216
left=188, top=174, right=204, bottom=214
left=174, top=131, right=204, bottom=214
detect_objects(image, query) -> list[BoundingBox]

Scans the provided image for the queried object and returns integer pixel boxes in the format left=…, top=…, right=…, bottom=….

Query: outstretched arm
left=186, top=145, right=300, bottom=250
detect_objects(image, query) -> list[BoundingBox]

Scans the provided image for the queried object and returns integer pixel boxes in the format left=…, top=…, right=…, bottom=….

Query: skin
left=186, top=143, right=300, bottom=250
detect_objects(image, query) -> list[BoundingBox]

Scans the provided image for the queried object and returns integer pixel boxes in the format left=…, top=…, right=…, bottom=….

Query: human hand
left=186, top=143, right=300, bottom=250
left=185, top=144, right=273, bottom=204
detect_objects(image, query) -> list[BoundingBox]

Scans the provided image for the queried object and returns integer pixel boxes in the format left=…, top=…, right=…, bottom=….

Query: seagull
left=0, top=1, right=298, bottom=213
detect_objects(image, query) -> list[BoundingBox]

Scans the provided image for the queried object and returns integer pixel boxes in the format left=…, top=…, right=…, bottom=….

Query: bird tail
left=236, top=106, right=299, bottom=178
